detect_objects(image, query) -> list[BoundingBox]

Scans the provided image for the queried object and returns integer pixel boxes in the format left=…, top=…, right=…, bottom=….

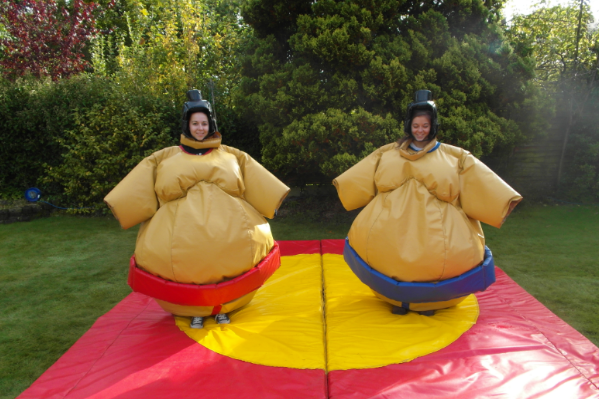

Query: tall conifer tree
left=238, top=0, right=534, bottom=182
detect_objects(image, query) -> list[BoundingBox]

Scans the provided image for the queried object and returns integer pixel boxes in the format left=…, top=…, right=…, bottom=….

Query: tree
left=506, top=0, right=599, bottom=199
left=91, top=0, right=255, bottom=148
left=30, top=0, right=260, bottom=208
left=0, top=0, right=259, bottom=204
left=0, top=0, right=99, bottom=80
left=238, top=0, right=535, bottom=183
left=507, top=0, right=596, bottom=83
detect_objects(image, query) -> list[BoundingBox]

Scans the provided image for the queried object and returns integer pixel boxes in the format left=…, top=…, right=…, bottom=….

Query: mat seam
left=61, top=298, right=153, bottom=398
left=320, top=241, right=331, bottom=399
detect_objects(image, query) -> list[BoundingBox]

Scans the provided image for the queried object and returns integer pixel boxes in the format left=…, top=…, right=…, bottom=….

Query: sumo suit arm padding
left=104, top=152, right=163, bottom=230
left=333, top=144, right=393, bottom=211
left=222, top=145, right=290, bottom=219
left=459, top=153, right=523, bottom=229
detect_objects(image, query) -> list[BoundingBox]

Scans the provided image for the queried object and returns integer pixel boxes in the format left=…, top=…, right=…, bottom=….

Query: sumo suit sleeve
left=332, top=145, right=389, bottom=211
left=223, top=146, right=290, bottom=219
left=104, top=150, right=165, bottom=230
left=459, top=152, right=523, bottom=228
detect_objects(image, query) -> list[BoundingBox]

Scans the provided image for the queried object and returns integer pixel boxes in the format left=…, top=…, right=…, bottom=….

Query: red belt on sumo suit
left=128, top=242, right=281, bottom=307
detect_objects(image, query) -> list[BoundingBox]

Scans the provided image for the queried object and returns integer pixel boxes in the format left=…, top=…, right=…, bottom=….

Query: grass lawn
left=1, top=204, right=598, bottom=398
left=483, top=203, right=599, bottom=345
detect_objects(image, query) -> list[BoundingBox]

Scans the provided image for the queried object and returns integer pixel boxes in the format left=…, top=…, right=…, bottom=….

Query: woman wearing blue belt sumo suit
left=334, top=90, right=522, bottom=315
left=105, top=89, right=290, bottom=328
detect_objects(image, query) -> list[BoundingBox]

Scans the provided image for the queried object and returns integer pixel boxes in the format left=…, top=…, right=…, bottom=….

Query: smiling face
left=411, top=115, right=431, bottom=144
left=189, top=112, right=210, bottom=141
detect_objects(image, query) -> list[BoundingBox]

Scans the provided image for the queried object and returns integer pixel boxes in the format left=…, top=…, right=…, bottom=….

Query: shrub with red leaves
left=0, top=0, right=98, bottom=81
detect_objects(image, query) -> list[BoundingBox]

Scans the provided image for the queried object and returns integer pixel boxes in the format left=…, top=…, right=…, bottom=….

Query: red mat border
left=17, top=240, right=327, bottom=399
left=17, top=240, right=599, bottom=399
left=324, top=240, right=599, bottom=399
left=17, top=292, right=327, bottom=399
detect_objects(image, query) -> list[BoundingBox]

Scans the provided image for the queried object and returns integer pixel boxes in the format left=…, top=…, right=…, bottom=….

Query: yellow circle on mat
left=175, top=253, right=480, bottom=371
left=323, top=253, right=479, bottom=370
left=176, top=253, right=327, bottom=370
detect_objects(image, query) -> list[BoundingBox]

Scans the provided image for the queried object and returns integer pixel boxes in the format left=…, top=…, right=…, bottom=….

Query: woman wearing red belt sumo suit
left=334, top=90, right=522, bottom=315
left=105, top=89, right=289, bottom=328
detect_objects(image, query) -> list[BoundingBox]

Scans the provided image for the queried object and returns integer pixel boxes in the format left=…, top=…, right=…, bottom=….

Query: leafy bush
left=263, top=108, right=401, bottom=183
left=0, top=0, right=261, bottom=204
left=0, top=75, right=113, bottom=199
left=239, top=0, right=535, bottom=181
left=561, top=88, right=599, bottom=203
left=0, top=0, right=98, bottom=81
left=215, top=103, right=262, bottom=160
left=42, top=94, right=177, bottom=211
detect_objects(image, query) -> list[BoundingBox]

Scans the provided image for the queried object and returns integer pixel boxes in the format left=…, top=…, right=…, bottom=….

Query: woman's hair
left=412, top=109, right=433, bottom=121
left=396, top=109, right=433, bottom=146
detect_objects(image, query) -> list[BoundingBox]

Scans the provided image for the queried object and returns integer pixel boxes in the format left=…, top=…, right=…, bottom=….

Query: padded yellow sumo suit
left=334, top=90, right=522, bottom=313
left=105, top=91, right=289, bottom=320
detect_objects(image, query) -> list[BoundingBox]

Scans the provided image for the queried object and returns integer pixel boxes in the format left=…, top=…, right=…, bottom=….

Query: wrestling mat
left=18, top=240, right=599, bottom=398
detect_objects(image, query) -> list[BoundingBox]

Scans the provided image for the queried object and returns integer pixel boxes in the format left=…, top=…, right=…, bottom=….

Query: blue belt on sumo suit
left=343, top=238, right=495, bottom=304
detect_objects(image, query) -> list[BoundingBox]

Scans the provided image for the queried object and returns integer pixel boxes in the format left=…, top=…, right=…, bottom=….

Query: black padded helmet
left=404, top=90, right=439, bottom=140
left=181, top=89, right=217, bottom=140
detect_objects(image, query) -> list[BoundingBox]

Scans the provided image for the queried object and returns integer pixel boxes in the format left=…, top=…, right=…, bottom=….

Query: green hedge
left=0, top=75, right=261, bottom=209
left=42, top=97, right=178, bottom=211
left=0, top=75, right=113, bottom=199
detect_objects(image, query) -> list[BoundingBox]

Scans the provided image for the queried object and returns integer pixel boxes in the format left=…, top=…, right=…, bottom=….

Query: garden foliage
left=3, top=0, right=595, bottom=206
left=0, top=75, right=114, bottom=200
left=506, top=2, right=599, bottom=201
left=0, top=0, right=257, bottom=209
left=0, top=0, right=99, bottom=81
left=43, top=96, right=176, bottom=208
left=238, top=0, right=535, bottom=183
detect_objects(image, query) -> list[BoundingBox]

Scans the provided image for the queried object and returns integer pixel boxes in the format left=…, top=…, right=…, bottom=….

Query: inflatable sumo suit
left=334, top=90, right=522, bottom=313
left=105, top=90, right=290, bottom=318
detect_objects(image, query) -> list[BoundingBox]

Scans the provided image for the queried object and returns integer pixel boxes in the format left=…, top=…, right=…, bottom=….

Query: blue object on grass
left=25, top=187, right=42, bottom=202
left=24, top=187, right=92, bottom=210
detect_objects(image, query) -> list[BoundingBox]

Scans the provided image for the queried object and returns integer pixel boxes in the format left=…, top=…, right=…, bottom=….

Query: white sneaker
left=190, top=316, right=204, bottom=329
left=215, top=313, right=230, bottom=324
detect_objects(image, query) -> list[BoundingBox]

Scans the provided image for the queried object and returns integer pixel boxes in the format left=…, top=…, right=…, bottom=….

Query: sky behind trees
left=503, top=0, right=598, bottom=26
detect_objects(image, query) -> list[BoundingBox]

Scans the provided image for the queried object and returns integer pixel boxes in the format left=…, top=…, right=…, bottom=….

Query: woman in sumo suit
left=105, top=89, right=289, bottom=328
left=334, top=90, right=522, bottom=315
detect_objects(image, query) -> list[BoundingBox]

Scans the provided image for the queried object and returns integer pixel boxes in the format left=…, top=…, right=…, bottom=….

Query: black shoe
left=215, top=313, right=230, bottom=324
left=392, top=306, right=408, bottom=315
left=417, top=310, right=436, bottom=316
left=190, top=316, right=204, bottom=329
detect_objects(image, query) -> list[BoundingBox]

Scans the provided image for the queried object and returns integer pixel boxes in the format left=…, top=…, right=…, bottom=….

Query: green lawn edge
left=1, top=204, right=598, bottom=398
